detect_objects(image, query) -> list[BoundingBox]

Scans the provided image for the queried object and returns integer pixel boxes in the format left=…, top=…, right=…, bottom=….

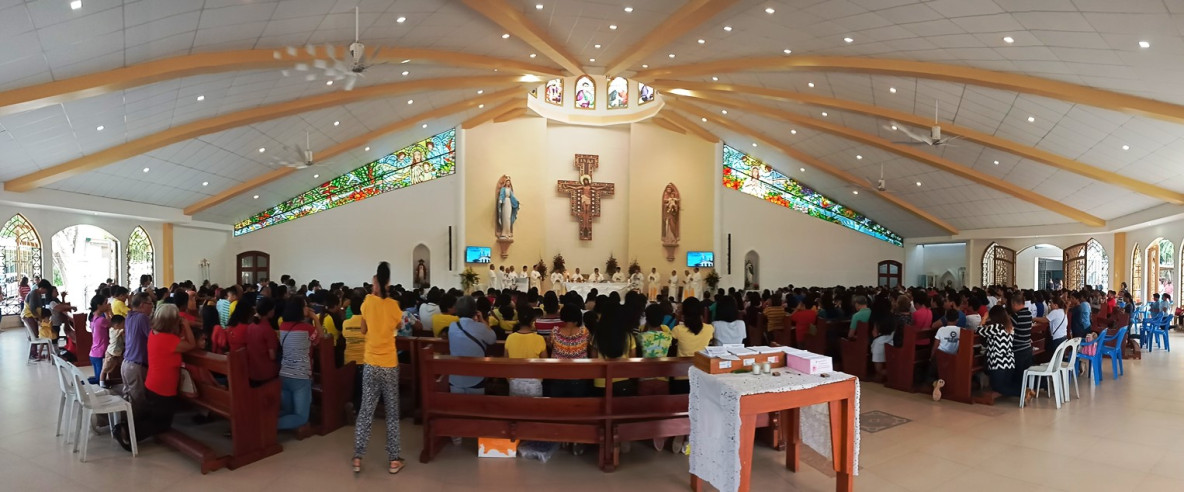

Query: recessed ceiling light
left=326, top=80, right=333, bottom=85
left=364, top=146, right=370, bottom=151
left=407, top=99, right=413, bottom=104
left=712, top=76, right=718, bottom=81
left=668, top=53, right=676, bottom=58
left=589, top=58, right=596, bottom=62
left=916, top=181, right=922, bottom=187
left=723, top=25, right=732, bottom=32
left=502, top=33, right=510, bottom=39
left=70, top=0, right=82, bottom=10
left=821, top=111, right=828, bottom=117
left=529, top=53, right=536, bottom=58
left=1003, top=36, right=1014, bottom=44
left=535, top=4, right=543, bottom=9
left=334, top=120, right=340, bottom=126
left=856, top=154, right=862, bottom=160
left=751, top=143, right=757, bottom=147
left=852, top=190, right=859, bottom=195
left=843, top=37, right=853, bottom=43
left=314, top=174, right=319, bottom=178
left=1122, top=144, right=1130, bottom=150
left=476, top=89, right=484, bottom=94
left=993, top=160, right=1000, bottom=165
left=889, top=87, right=896, bottom=93
left=1027, top=115, right=1035, bottom=122
left=402, top=70, right=409, bottom=76
left=642, top=64, right=648, bottom=68
left=142, top=167, right=149, bottom=173
left=783, top=49, right=792, bottom=54
left=202, top=181, right=208, bottom=186
left=594, top=44, right=601, bottom=48
left=259, top=147, right=266, bottom=153
left=799, top=167, right=805, bottom=172
left=807, top=82, right=814, bottom=88
left=196, top=95, right=205, bottom=101
left=721, top=110, right=728, bottom=115
left=701, top=117, right=708, bottom=122
left=397, top=16, right=406, bottom=23
left=624, top=6, right=633, bottom=12
left=1139, top=40, right=1150, bottom=48
left=401, top=59, right=411, bottom=64
left=790, top=129, right=797, bottom=134
left=96, top=125, right=104, bottom=131
left=253, top=195, right=259, bottom=199
left=765, top=7, right=775, bottom=14
left=891, top=125, right=897, bottom=130
left=698, top=39, right=705, bottom=44
left=478, top=104, right=485, bottom=108
left=610, top=24, right=617, bottom=30
left=422, top=123, right=428, bottom=128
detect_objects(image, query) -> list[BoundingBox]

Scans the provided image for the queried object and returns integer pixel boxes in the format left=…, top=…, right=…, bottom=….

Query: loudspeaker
left=727, top=233, right=732, bottom=275
left=448, top=226, right=454, bottom=271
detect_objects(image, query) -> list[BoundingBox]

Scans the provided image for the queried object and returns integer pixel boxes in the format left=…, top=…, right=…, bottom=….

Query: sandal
left=352, top=457, right=362, bottom=473
left=932, top=379, right=945, bottom=402
left=389, top=460, right=405, bottom=475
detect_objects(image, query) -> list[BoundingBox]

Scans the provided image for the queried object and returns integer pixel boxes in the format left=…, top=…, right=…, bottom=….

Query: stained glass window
left=982, top=242, right=996, bottom=287
left=721, top=145, right=902, bottom=246
left=574, top=75, right=595, bottom=109
left=0, top=214, right=41, bottom=316
left=639, top=82, right=655, bottom=105
left=545, top=78, right=562, bottom=105
left=608, top=76, right=628, bottom=109
left=235, top=129, right=457, bottom=236
left=127, top=226, right=153, bottom=287
left=1085, top=238, right=1108, bottom=290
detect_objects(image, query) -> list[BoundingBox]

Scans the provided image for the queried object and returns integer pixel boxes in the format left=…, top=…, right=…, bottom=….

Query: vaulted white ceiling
left=3, top=0, right=1184, bottom=238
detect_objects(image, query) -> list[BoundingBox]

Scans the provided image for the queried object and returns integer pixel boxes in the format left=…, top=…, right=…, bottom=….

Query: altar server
left=529, top=266, right=542, bottom=291
left=647, top=268, right=662, bottom=300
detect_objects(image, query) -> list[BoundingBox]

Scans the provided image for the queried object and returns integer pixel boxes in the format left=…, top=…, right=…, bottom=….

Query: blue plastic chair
left=1149, top=315, right=1171, bottom=352
left=1077, top=326, right=1128, bottom=385
left=1136, top=311, right=1155, bottom=350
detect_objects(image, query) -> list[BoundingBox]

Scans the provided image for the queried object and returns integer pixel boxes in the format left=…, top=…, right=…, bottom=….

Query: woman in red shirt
left=790, top=298, right=818, bottom=346
left=114, top=303, right=195, bottom=451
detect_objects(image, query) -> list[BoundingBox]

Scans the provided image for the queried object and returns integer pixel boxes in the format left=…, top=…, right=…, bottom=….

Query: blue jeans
left=277, top=376, right=312, bottom=430
left=89, top=356, right=104, bottom=384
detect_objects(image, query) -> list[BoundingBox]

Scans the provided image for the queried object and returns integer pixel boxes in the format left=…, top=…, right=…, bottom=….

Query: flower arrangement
left=552, top=253, right=566, bottom=273
left=629, top=259, right=642, bottom=275
left=705, top=270, right=721, bottom=291
left=459, top=267, right=480, bottom=294
left=535, top=259, right=548, bottom=277
left=606, top=254, right=619, bottom=275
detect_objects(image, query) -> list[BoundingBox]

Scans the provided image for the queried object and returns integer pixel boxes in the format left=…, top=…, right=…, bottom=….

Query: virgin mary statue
left=497, top=175, right=519, bottom=239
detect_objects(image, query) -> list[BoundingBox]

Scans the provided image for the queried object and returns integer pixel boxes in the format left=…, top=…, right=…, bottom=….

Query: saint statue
left=415, top=259, right=429, bottom=289
left=662, top=184, right=680, bottom=245
left=496, top=175, right=520, bottom=239
left=744, top=260, right=756, bottom=290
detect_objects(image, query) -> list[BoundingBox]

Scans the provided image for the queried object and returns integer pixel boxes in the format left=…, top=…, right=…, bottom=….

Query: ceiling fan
left=885, top=101, right=962, bottom=146
left=270, top=130, right=315, bottom=169
left=863, top=162, right=887, bottom=192
left=273, top=7, right=385, bottom=91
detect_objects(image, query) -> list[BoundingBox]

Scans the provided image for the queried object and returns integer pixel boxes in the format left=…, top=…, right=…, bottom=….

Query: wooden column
left=1113, top=232, right=1125, bottom=292
left=162, top=223, right=174, bottom=285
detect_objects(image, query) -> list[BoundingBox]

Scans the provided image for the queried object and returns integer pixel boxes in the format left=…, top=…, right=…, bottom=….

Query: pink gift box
left=784, top=350, right=833, bottom=375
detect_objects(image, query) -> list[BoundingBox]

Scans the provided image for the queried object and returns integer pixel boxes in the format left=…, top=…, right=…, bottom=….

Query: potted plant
left=552, top=253, right=566, bottom=274
left=459, top=267, right=480, bottom=294
left=705, top=270, right=721, bottom=291
left=535, top=259, right=548, bottom=277
left=606, top=254, right=619, bottom=276
left=629, top=259, right=641, bottom=275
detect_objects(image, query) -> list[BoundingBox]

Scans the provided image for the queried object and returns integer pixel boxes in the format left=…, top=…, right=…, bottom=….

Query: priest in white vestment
left=669, top=270, right=682, bottom=300
left=647, top=268, right=662, bottom=300
left=530, top=267, right=542, bottom=291
left=611, top=270, right=625, bottom=283
left=550, top=271, right=566, bottom=294
left=688, top=267, right=704, bottom=300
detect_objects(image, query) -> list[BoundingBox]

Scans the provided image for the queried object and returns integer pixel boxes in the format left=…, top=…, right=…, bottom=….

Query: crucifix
left=557, top=154, right=614, bottom=240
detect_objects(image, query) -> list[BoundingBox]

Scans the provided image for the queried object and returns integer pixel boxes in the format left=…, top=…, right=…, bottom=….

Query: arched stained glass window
left=981, top=242, right=1015, bottom=287
left=639, top=82, right=655, bottom=105
left=982, top=242, right=996, bottom=287
left=1132, top=244, right=1142, bottom=303
left=574, top=75, right=595, bottom=109
left=545, top=78, right=563, bottom=105
left=127, top=227, right=153, bottom=288
left=608, top=76, right=628, bottom=109
left=0, top=214, right=42, bottom=315
left=1085, top=238, right=1108, bottom=291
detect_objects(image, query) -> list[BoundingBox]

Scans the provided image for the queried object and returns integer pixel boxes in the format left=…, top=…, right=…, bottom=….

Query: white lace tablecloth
left=563, top=282, right=630, bottom=299
left=688, top=367, right=860, bottom=492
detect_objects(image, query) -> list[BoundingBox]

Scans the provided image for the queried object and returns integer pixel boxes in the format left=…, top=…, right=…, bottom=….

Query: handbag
left=178, top=367, right=199, bottom=398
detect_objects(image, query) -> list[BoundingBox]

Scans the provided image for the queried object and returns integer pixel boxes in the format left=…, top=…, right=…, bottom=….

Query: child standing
left=100, top=315, right=126, bottom=386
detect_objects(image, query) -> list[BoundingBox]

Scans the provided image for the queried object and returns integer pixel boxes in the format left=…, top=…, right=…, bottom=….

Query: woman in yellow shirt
left=504, top=308, right=546, bottom=396
left=669, top=297, right=713, bottom=455
left=352, top=262, right=405, bottom=475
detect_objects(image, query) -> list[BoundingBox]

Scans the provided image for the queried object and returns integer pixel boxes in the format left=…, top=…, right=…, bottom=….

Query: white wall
left=544, top=124, right=631, bottom=270
left=174, top=225, right=233, bottom=285
left=720, top=189, right=904, bottom=288
left=228, top=175, right=460, bottom=288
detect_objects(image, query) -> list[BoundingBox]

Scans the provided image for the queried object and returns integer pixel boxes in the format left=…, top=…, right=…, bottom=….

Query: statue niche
left=662, top=183, right=681, bottom=261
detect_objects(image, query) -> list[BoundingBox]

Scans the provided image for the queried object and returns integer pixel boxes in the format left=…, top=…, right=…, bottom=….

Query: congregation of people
left=28, top=259, right=1152, bottom=475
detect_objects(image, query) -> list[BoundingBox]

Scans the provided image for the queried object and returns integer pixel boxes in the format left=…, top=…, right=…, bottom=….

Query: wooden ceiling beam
left=603, top=0, right=739, bottom=76
left=462, top=98, right=524, bottom=129
left=657, top=108, right=720, bottom=143
left=664, top=98, right=958, bottom=235
left=492, top=107, right=530, bottom=123
left=652, top=80, right=1184, bottom=205
left=667, top=91, right=1105, bottom=227
left=183, top=87, right=522, bottom=216
left=461, top=0, right=584, bottom=76
left=5, top=76, right=525, bottom=192
left=0, top=48, right=560, bottom=118
left=650, top=115, right=688, bottom=135
left=637, top=56, right=1184, bottom=126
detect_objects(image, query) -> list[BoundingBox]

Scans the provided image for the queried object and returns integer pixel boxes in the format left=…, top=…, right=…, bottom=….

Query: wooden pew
left=310, top=338, right=356, bottom=436
left=160, top=348, right=282, bottom=473
left=802, top=321, right=829, bottom=356
left=884, top=325, right=936, bottom=393
left=934, top=329, right=983, bottom=404
left=416, top=346, right=776, bottom=472
left=70, top=313, right=91, bottom=367
left=838, top=322, right=869, bottom=380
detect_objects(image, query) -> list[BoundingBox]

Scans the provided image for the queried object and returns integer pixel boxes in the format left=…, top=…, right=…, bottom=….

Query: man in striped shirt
left=1009, top=293, right=1034, bottom=372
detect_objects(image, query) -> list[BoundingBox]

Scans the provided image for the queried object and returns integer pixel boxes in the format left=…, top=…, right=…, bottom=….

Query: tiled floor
left=5, top=328, right=1184, bottom=491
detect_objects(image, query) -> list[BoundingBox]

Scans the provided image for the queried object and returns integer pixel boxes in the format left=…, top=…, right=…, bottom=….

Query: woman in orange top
left=790, top=297, right=819, bottom=346
left=352, top=262, right=405, bottom=475
left=114, top=303, right=196, bottom=451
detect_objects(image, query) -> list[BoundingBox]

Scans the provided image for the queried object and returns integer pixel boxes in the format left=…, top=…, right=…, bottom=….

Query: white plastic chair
left=27, top=335, right=53, bottom=364
left=70, top=372, right=137, bottom=461
left=1020, top=340, right=1070, bottom=409
left=50, top=354, right=75, bottom=438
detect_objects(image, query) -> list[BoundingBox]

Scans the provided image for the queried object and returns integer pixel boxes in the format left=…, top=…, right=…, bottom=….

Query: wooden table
left=690, top=377, right=857, bottom=492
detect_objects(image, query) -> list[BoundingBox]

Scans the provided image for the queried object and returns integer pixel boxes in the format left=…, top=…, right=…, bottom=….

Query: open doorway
left=52, top=225, right=119, bottom=302
left=1016, top=244, right=1063, bottom=290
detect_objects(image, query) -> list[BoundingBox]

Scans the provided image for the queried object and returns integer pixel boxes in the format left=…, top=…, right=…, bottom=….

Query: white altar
left=564, top=282, right=631, bottom=298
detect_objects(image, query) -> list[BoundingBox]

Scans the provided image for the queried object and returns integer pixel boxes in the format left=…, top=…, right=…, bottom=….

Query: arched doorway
left=1015, top=244, right=1063, bottom=290
left=1146, top=238, right=1173, bottom=300
left=127, top=226, right=154, bottom=288
left=0, top=214, right=42, bottom=315
left=52, top=225, right=119, bottom=302
left=981, top=242, right=1016, bottom=287
left=744, top=250, right=759, bottom=290
left=1085, top=238, right=1108, bottom=291
left=413, top=244, right=430, bottom=289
